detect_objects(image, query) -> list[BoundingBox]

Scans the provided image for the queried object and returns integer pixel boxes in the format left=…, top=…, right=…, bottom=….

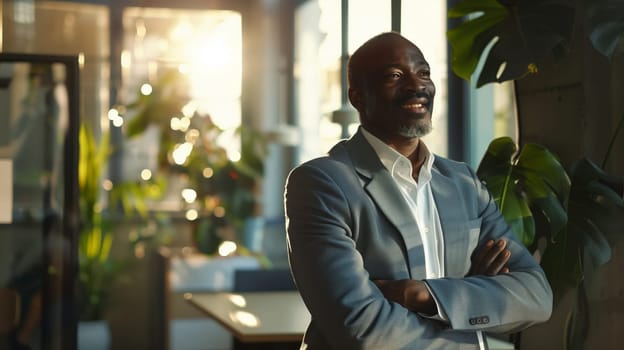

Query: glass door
left=0, top=53, right=79, bottom=350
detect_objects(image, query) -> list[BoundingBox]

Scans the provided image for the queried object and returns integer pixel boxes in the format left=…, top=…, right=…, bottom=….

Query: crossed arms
left=285, top=159, right=553, bottom=349
left=375, top=238, right=512, bottom=316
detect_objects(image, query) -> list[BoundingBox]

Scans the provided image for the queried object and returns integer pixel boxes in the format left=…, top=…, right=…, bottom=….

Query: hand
left=469, top=239, right=511, bottom=276
left=373, top=279, right=437, bottom=315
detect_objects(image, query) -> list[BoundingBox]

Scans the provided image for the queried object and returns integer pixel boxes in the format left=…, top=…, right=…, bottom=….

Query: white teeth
left=402, top=103, right=423, bottom=108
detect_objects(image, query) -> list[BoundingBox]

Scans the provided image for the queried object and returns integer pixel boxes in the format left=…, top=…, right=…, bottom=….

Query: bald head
left=347, top=32, right=423, bottom=91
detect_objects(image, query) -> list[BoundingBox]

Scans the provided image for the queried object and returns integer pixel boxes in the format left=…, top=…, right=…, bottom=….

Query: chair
left=0, top=288, right=20, bottom=334
left=232, top=268, right=296, bottom=293
left=0, top=287, right=20, bottom=349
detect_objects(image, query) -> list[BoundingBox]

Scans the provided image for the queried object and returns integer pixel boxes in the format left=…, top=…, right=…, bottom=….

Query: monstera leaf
left=448, top=0, right=624, bottom=87
left=447, top=0, right=576, bottom=87
left=583, top=0, right=624, bottom=58
left=541, top=158, right=624, bottom=304
left=477, top=137, right=570, bottom=247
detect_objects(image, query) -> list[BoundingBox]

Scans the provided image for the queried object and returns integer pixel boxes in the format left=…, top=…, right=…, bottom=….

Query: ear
left=348, top=87, right=364, bottom=112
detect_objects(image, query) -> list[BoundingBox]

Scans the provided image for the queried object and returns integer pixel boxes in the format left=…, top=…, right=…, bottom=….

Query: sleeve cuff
left=419, top=280, right=449, bottom=323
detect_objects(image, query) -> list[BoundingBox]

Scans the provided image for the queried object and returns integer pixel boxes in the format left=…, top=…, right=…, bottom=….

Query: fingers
left=484, top=240, right=510, bottom=275
left=470, top=239, right=511, bottom=276
left=471, top=239, right=495, bottom=274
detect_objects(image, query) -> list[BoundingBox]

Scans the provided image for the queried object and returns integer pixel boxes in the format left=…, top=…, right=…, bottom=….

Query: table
left=186, top=291, right=514, bottom=349
left=185, top=291, right=310, bottom=343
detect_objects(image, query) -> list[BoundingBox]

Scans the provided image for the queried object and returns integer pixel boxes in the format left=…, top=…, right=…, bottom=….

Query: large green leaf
left=541, top=158, right=624, bottom=305
left=540, top=224, right=583, bottom=306
left=447, top=0, right=508, bottom=81
left=447, top=0, right=575, bottom=87
left=477, top=137, right=570, bottom=247
left=568, top=159, right=624, bottom=278
left=582, top=0, right=624, bottom=59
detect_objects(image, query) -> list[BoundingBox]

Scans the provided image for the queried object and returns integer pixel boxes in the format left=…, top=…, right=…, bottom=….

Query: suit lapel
left=341, top=130, right=425, bottom=278
left=430, top=163, right=468, bottom=277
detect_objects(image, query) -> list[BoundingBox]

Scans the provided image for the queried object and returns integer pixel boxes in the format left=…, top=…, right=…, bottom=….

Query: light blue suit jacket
left=285, top=129, right=552, bottom=350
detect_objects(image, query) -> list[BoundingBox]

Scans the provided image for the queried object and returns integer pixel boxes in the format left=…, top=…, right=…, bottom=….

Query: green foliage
left=78, top=125, right=166, bottom=320
left=447, top=0, right=509, bottom=83
left=548, top=155, right=623, bottom=350
left=540, top=158, right=624, bottom=304
left=477, top=137, right=570, bottom=247
left=125, top=69, right=191, bottom=168
left=583, top=0, right=624, bottom=58
left=78, top=125, right=116, bottom=321
left=447, top=0, right=623, bottom=87
left=123, top=69, right=268, bottom=254
left=477, top=117, right=624, bottom=349
left=477, top=134, right=623, bottom=303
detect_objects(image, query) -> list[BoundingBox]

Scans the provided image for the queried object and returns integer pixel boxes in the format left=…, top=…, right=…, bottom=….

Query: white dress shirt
left=361, top=129, right=488, bottom=350
left=361, top=128, right=445, bottom=279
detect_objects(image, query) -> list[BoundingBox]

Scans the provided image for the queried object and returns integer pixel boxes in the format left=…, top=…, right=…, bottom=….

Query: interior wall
left=516, top=27, right=623, bottom=173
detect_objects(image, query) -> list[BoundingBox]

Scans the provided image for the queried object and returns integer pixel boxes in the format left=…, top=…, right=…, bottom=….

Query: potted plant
left=77, top=124, right=116, bottom=349
left=476, top=121, right=624, bottom=349
left=123, top=69, right=268, bottom=257
left=77, top=124, right=166, bottom=348
left=78, top=125, right=116, bottom=323
left=447, top=0, right=624, bottom=348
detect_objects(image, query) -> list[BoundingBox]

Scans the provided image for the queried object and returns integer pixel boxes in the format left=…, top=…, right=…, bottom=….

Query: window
left=401, top=1, right=448, bottom=156
left=1, top=0, right=109, bottom=130
left=119, top=8, right=243, bottom=210
left=295, top=0, right=391, bottom=162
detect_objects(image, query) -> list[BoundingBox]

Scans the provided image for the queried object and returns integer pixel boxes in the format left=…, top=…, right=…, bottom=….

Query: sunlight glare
left=140, top=169, right=152, bottom=180
left=229, top=311, right=260, bottom=328
left=140, top=83, right=153, bottom=96
left=218, top=241, right=237, bottom=256
left=185, top=209, right=199, bottom=221
left=181, top=188, right=197, bottom=203
left=228, top=294, right=247, bottom=307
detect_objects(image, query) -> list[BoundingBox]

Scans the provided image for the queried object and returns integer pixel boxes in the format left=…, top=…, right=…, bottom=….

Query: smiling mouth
left=401, top=102, right=428, bottom=114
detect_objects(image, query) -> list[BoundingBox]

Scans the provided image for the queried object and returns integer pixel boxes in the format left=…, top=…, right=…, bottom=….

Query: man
left=284, top=32, right=552, bottom=349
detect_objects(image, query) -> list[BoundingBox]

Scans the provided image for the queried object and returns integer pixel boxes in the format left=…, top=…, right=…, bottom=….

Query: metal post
left=332, top=0, right=358, bottom=139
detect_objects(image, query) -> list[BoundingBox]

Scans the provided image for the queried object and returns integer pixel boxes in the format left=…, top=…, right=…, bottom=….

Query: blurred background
left=0, top=0, right=622, bottom=349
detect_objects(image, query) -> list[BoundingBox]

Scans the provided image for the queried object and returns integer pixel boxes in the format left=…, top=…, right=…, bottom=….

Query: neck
left=362, top=126, right=428, bottom=175
left=388, top=137, right=427, bottom=180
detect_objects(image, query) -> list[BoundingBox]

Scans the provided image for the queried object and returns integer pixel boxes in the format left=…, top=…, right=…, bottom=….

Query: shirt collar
left=360, top=127, right=435, bottom=183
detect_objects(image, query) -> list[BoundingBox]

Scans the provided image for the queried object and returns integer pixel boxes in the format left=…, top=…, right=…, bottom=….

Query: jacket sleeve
left=425, top=163, right=553, bottom=334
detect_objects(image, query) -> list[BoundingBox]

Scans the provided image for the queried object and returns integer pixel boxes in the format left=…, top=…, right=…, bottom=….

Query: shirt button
left=423, top=227, right=429, bottom=233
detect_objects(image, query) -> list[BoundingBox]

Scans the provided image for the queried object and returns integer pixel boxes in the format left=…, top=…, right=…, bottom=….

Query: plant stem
left=601, top=112, right=624, bottom=169
left=499, top=159, right=515, bottom=212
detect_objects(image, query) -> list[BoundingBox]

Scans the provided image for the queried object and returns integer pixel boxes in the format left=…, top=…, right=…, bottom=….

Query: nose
left=403, top=73, right=427, bottom=92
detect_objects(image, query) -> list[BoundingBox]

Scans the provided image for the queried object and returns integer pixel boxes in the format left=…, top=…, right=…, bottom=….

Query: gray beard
left=397, top=120, right=432, bottom=138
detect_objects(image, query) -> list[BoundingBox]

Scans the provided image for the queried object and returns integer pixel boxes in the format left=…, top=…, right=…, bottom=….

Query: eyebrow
left=381, top=61, right=430, bottom=70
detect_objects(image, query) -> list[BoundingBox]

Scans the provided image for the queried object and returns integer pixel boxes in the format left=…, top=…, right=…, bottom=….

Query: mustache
left=397, top=91, right=432, bottom=106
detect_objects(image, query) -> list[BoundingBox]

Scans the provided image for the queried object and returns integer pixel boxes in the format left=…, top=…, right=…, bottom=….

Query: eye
left=419, top=70, right=431, bottom=79
left=384, top=71, right=402, bottom=81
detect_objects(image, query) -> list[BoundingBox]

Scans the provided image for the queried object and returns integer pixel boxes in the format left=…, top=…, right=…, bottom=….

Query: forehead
left=362, top=37, right=428, bottom=70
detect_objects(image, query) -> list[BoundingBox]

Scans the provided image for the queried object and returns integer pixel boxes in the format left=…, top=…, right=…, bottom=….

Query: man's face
left=351, top=37, right=436, bottom=141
